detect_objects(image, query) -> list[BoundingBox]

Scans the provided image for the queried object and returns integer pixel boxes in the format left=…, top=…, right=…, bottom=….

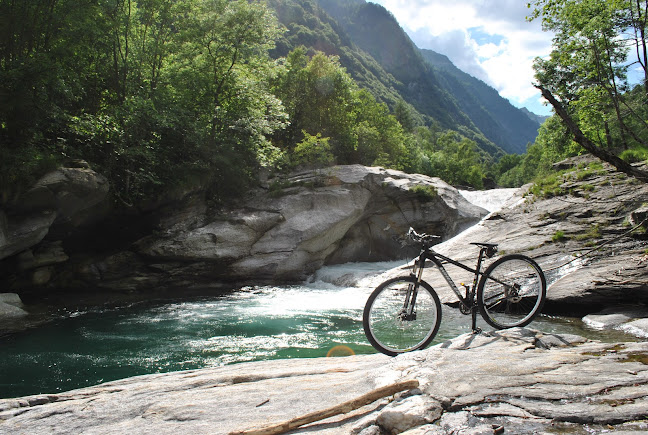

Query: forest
left=1, top=0, right=647, bottom=208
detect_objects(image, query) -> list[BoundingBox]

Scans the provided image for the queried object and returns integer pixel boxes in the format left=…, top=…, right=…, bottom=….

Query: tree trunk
left=535, top=85, right=648, bottom=182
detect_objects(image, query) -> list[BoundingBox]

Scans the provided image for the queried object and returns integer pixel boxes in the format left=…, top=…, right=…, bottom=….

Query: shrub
left=620, top=147, right=648, bottom=163
left=552, top=230, right=567, bottom=242
left=292, top=132, right=335, bottom=168
left=410, top=184, right=438, bottom=202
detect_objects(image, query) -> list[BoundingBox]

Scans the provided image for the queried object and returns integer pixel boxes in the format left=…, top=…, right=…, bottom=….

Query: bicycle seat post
left=470, top=247, right=488, bottom=334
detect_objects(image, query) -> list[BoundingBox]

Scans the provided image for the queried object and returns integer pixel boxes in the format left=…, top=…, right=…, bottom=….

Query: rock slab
left=424, top=158, right=648, bottom=312
left=2, top=329, right=647, bottom=434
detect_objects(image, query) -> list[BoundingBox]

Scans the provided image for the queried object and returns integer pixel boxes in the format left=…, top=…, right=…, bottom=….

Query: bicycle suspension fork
left=402, top=253, right=428, bottom=321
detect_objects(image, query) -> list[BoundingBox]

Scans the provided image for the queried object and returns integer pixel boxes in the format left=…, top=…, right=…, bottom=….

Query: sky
left=370, top=0, right=555, bottom=116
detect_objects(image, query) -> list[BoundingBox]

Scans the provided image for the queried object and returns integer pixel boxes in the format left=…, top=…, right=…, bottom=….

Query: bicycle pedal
left=472, top=327, right=482, bottom=334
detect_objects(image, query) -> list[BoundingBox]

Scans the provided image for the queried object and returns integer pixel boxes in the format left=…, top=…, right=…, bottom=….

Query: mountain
left=419, top=49, right=542, bottom=154
left=267, top=0, right=542, bottom=155
left=520, top=107, right=550, bottom=125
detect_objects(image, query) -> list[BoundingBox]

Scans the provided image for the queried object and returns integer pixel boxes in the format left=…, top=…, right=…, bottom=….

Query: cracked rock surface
left=2, top=328, right=647, bottom=434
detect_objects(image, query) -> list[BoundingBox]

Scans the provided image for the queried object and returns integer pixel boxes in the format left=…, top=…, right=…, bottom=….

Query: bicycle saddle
left=471, top=242, right=498, bottom=258
left=470, top=242, right=498, bottom=248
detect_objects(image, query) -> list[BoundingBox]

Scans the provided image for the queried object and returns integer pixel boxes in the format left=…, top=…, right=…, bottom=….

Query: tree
left=0, top=0, right=288, bottom=204
left=529, top=0, right=648, bottom=181
left=271, top=48, right=413, bottom=169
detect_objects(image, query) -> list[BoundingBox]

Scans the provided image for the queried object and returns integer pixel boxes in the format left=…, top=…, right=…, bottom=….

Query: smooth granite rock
left=407, top=158, right=648, bottom=313
left=1, top=329, right=647, bottom=434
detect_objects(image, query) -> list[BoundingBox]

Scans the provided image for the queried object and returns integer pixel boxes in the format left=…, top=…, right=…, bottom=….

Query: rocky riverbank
left=1, top=157, right=646, bottom=319
left=1, top=158, right=648, bottom=433
left=411, top=156, right=648, bottom=332
left=1, top=328, right=647, bottom=434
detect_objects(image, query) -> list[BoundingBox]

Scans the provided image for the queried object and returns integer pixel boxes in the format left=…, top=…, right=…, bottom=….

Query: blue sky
left=371, top=0, right=555, bottom=116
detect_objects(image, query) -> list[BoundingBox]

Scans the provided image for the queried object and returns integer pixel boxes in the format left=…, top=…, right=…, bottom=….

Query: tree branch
left=535, top=84, right=648, bottom=182
left=228, top=379, right=420, bottom=435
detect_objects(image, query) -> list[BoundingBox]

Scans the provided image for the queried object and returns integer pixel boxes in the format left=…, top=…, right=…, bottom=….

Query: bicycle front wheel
left=363, top=277, right=442, bottom=356
left=477, top=254, right=546, bottom=329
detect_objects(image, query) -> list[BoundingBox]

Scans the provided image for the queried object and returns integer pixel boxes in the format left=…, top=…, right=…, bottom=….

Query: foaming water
left=459, top=188, right=519, bottom=212
left=0, top=280, right=381, bottom=399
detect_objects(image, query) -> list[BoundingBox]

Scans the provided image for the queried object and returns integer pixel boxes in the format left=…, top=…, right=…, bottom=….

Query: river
left=0, top=189, right=639, bottom=399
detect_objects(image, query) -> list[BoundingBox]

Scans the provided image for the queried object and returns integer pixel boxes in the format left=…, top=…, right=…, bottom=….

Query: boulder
left=18, top=165, right=110, bottom=224
left=0, top=293, right=28, bottom=320
left=111, top=165, right=488, bottom=286
left=630, top=203, right=648, bottom=228
left=0, top=210, right=56, bottom=261
left=0, top=164, right=110, bottom=262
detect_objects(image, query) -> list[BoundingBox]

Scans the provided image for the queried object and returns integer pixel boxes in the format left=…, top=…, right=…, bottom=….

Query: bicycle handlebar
left=407, top=227, right=441, bottom=247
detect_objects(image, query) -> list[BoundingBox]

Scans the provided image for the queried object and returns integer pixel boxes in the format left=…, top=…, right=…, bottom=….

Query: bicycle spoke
left=363, top=278, right=441, bottom=355
left=477, top=255, right=546, bottom=329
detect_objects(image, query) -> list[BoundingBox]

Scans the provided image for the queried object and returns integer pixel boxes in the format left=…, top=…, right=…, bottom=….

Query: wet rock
left=583, top=305, right=648, bottom=332
left=619, top=318, right=648, bottom=338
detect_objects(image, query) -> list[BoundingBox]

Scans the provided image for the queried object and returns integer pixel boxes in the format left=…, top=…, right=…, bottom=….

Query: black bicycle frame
left=409, top=245, right=491, bottom=331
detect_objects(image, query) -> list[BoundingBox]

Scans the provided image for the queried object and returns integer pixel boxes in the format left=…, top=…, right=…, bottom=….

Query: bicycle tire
left=477, top=254, right=546, bottom=329
left=363, top=276, right=442, bottom=356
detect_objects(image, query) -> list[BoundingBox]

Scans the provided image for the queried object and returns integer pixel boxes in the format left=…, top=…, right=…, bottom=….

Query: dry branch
left=228, top=379, right=420, bottom=435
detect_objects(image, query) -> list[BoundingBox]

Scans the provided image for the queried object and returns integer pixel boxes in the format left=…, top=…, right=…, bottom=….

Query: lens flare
left=326, top=345, right=355, bottom=357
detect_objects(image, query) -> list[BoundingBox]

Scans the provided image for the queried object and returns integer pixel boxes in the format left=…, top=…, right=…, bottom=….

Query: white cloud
left=371, top=0, right=554, bottom=115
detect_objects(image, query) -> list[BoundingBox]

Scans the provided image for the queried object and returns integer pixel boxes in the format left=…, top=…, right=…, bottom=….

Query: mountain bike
left=363, top=227, right=546, bottom=356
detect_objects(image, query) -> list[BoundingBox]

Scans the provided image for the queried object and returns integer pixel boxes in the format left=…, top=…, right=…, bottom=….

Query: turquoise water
left=0, top=262, right=637, bottom=400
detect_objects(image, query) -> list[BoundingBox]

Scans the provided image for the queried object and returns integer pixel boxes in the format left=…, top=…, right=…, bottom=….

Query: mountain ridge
left=269, top=0, right=542, bottom=155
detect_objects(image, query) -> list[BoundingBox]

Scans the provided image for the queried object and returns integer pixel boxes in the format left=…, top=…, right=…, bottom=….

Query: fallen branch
left=228, top=379, right=420, bottom=435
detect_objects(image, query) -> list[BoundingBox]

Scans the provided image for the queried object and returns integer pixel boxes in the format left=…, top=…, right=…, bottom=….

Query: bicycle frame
left=364, top=229, right=547, bottom=355
left=408, top=245, right=492, bottom=331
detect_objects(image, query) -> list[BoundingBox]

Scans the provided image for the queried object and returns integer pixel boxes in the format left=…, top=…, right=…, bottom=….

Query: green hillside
left=270, top=0, right=539, bottom=156
left=0, top=0, right=548, bottom=207
left=419, top=49, right=541, bottom=154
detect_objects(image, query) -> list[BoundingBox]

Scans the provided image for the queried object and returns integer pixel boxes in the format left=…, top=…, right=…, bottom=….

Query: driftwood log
left=228, top=379, right=420, bottom=435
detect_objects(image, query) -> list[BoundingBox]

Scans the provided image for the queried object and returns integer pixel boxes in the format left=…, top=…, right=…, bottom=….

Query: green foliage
left=552, top=230, right=567, bottom=242
left=620, top=146, right=648, bottom=163
left=292, top=132, right=335, bottom=167
left=416, top=130, right=486, bottom=188
left=1, top=0, right=554, bottom=206
left=574, top=223, right=602, bottom=241
left=409, top=185, right=438, bottom=202
left=529, top=0, right=648, bottom=156
left=0, top=0, right=286, bottom=205
left=529, top=172, right=569, bottom=198
left=271, top=48, right=415, bottom=172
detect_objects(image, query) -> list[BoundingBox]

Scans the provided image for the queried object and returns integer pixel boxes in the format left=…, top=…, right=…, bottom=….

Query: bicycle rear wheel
left=363, top=276, right=442, bottom=356
left=477, top=254, right=546, bottom=329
